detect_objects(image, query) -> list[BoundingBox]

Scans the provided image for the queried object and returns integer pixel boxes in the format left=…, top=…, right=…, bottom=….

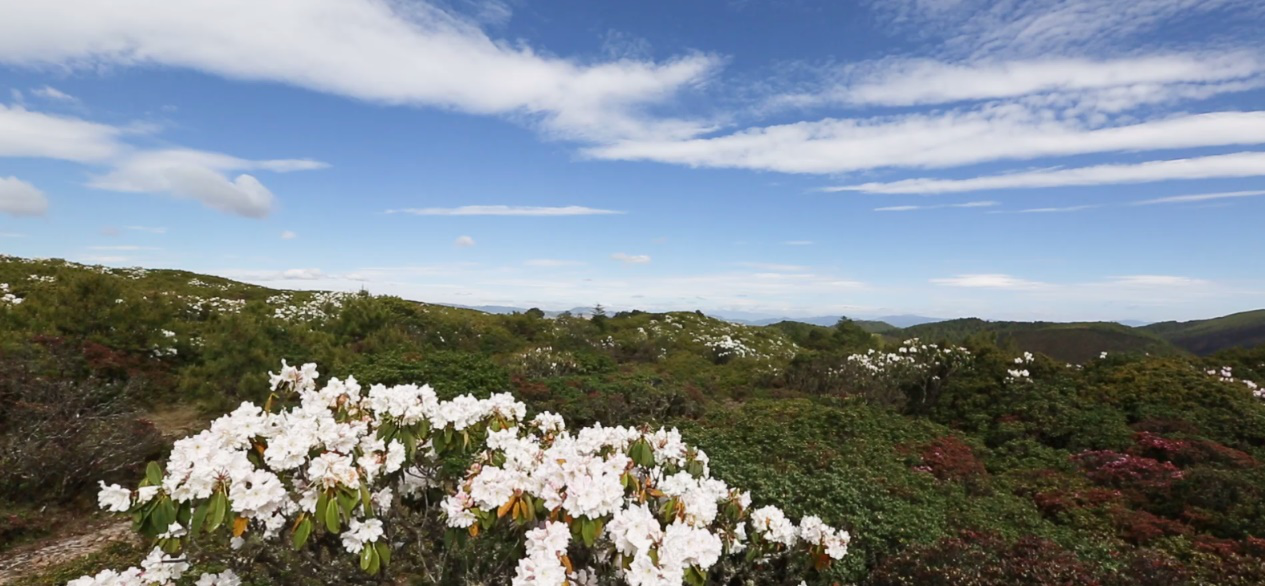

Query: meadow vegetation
left=2, top=254, right=1264, bottom=584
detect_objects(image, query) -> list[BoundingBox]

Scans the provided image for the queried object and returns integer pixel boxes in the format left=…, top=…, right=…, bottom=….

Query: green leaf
left=368, top=545, right=381, bottom=575
left=190, top=502, right=208, bottom=535
left=375, top=541, right=391, bottom=567
left=360, top=542, right=374, bottom=571
left=581, top=518, right=597, bottom=546
left=292, top=517, right=313, bottom=550
left=360, top=484, right=374, bottom=517
left=207, top=492, right=227, bottom=532
left=324, top=496, right=342, bottom=533
left=146, top=462, right=163, bottom=486
left=338, top=491, right=357, bottom=517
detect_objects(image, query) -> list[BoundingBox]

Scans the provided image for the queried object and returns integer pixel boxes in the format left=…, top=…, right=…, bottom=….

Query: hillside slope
left=1143, top=309, right=1265, bottom=355
left=896, top=318, right=1180, bottom=363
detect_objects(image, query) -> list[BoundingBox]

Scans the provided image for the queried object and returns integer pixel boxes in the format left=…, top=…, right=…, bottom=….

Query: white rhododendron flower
left=76, top=360, right=852, bottom=585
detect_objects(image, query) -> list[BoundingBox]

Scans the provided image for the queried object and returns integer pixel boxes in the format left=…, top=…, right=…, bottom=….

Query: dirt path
left=0, top=519, right=136, bottom=584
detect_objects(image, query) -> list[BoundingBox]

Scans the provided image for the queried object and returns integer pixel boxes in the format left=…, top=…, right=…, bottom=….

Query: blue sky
left=1, top=0, right=1263, bottom=322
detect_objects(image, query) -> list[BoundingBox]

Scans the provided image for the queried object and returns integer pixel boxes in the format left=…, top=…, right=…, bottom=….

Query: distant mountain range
left=448, top=304, right=946, bottom=329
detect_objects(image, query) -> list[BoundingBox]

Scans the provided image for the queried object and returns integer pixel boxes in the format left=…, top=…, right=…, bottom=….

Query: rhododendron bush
left=77, top=361, right=850, bottom=585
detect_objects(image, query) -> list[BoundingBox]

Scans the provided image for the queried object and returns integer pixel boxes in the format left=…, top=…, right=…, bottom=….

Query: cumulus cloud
left=0, top=176, right=49, bottom=216
left=0, top=0, right=720, bottom=143
left=89, top=149, right=327, bottom=217
left=0, top=103, right=122, bottom=161
left=454, top=235, right=476, bottom=247
left=389, top=205, right=624, bottom=216
left=835, top=152, right=1265, bottom=194
left=611, top=252, right=651, bottom=264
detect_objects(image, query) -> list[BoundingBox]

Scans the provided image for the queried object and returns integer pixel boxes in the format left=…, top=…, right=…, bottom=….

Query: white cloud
left=87, top=245, right=158, bottom=251
left=782, top=240, right=813, bottom=246
left=1132, top=189, right=1265, bottom=205
left=0, top=176, right=49, bottom=216
left=875, top=200, right=998, bottom=212
left=992, top=205, right=1100, bottom=213
left=281, top=230, right=297, bottom=239
left=525, top=259, right=585, bottom=267
left=30, top=85, right=77, bottom=102
left=89, top=149, right=326, bottom=217
left=222, top=268, right=327, bottom=281
left=836, top=152, right=1265, bottom=194
left=775, top=52, right=1263, bottom=110
left=389, top=205, right=624, bottom=216
left=589, top=110, right=1265, bottom=175
left=126, top=225, right=167, bottom=234
left=79, top=254, right=130, bottom=264
left=931, top=274, right=1049, bottom=290
left=734, top=262, right=810, bottom=272
left=870, top=0, right=1263, bottom=59
left=0, top=0, right=720, bottom=143
left=0, top=104, right=122, bottom=162
left=611, top=252, right=651, bottom=264
left=0, top=232, right=24, bottom=238
left=454, top=235, right=476, bottom=247
left=1107, top=275, right=1210, bottom=287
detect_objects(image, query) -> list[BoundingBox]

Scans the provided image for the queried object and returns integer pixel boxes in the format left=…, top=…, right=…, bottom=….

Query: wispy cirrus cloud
left=611, top=252, right=651, bottom=264
left=30, top=85, right=77, bottom=103
left=771, top=52, right=1264, bottom=110
left=1132, top=189, right=1265, bottom=205
left=931, top=274, right=1050, bottom=290
left=524, top=259, right=586, bottom=267
left=590, top=111, right=1265, bottom=175
left=833, top=151, right=1265, bottom=194
left=388, top=205, right=624, bottom=216
left=733, top=262, right=811, bottom=272
left=875, top=201, right=997, bottom=212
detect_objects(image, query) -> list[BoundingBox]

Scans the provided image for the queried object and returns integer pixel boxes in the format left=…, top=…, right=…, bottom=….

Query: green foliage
left=3, top=254, right=1265, bottom=584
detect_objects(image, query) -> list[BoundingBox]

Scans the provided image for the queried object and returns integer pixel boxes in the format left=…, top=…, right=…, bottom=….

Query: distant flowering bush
left=1206, top=366, right=1263, bottom=399
left=0, top=283, right=21, bottom=306
left=79, top=361, right=850, bottom=585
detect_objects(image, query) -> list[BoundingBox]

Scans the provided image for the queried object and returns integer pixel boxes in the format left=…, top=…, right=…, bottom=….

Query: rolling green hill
left=1143, top=309, right=1265, bottom=355
left=894, top=318, right=1180, bottom=363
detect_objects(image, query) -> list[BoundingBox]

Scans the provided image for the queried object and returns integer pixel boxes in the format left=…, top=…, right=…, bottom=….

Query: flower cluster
left=185, top=296, right=247, bottom=315
left=510, top=346, right=581, bottom=377
left=831, top=339, right=972, bottom=389
left=28, top=273, right=56, bottom=283
left=269, top=292, right=350, bottom=321
left=1207, top=366, right=1263, bottom=399
left=0, top=283, right=21, bottom=306
left=84, top=360, right=851, bottom=585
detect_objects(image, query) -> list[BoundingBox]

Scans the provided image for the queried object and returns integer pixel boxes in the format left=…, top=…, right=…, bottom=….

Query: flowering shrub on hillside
left=76, top=361, right=850, bottom=585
